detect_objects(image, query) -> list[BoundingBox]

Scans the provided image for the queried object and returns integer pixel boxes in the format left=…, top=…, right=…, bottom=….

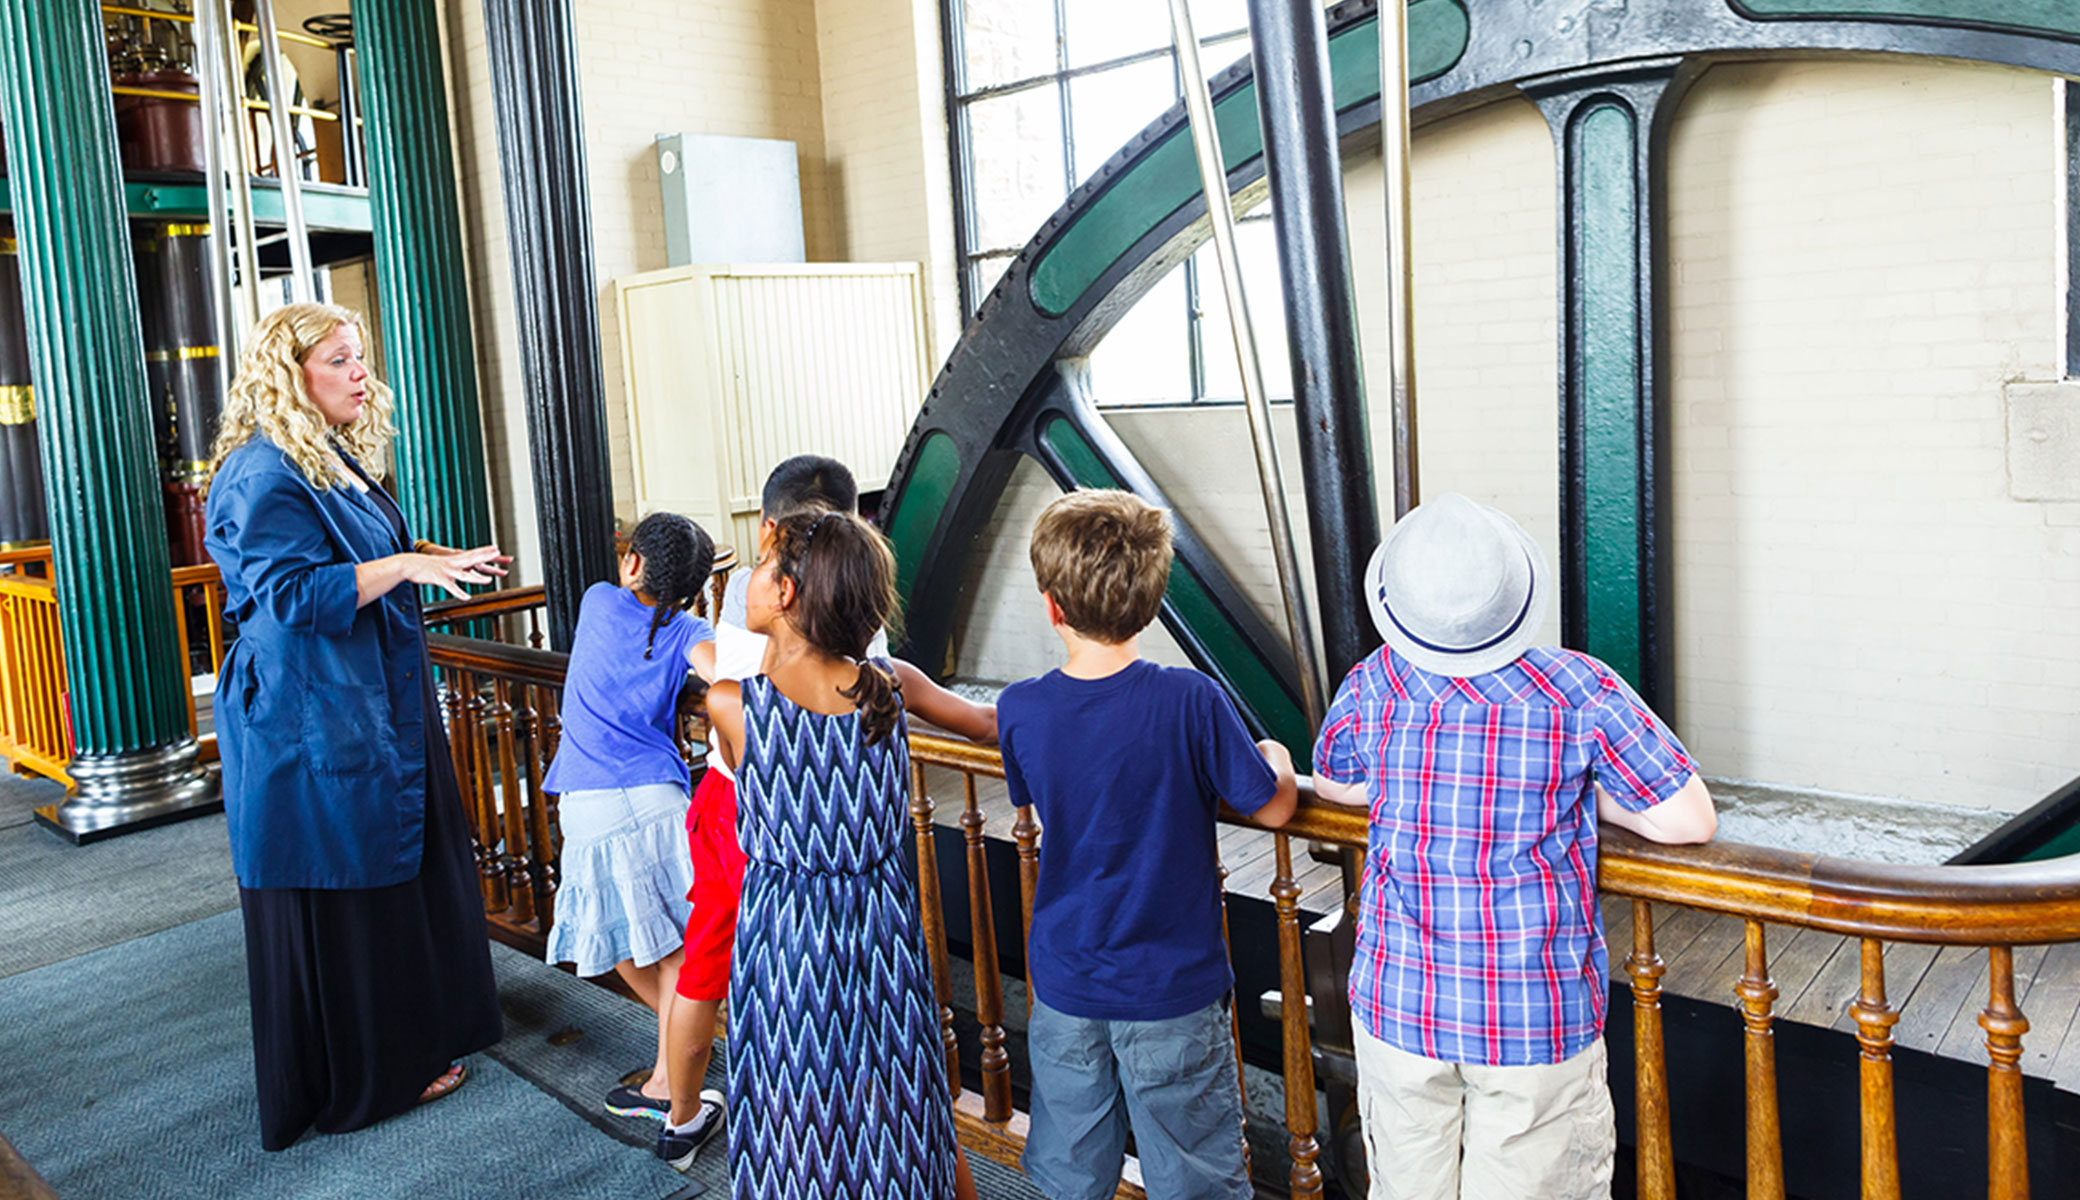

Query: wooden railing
left=426, top=633, right=568, bottom=942
left=414, top=622, right=2080, bottom=1200
left=902, top=735, right=2080, bottom=1200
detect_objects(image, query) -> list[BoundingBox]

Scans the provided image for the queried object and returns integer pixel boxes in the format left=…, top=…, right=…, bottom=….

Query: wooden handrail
left=425, top=631, right=568, bottom=687
left=422, top=584, right=549, bottom=627
left=909, top=733, right=2080, bottom=949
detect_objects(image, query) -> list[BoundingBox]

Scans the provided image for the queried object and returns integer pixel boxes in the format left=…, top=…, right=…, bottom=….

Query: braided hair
left=627, top=512, right=716, bottom=660
left=765, top=508, right=904, bottom=745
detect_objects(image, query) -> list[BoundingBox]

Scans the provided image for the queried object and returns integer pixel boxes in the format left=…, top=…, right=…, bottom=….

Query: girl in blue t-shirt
left=540, top=512, right=718, bottom=1117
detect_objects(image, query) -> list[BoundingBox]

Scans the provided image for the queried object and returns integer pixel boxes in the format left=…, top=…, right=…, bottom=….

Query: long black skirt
left=239, top=727, right=503, bottom=1151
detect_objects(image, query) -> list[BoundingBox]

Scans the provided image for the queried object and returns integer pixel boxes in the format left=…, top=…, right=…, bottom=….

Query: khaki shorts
left=1353, top=1022, right=1615, bottom=1200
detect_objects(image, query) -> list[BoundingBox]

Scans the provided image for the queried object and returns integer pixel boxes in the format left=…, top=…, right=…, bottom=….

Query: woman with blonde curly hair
left=204, top=302, right=507, bottom=1150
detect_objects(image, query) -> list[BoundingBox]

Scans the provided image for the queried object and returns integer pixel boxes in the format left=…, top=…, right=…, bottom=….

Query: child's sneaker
left=603, top=1081, right=670, bottom=1121
left=655, top=1089, right=725, bottom=1172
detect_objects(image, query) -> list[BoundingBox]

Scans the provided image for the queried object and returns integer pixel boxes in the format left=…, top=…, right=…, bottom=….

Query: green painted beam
left=1734, top=0, right=2080, bottom=39
left=0, top=178, right=375, bottom=232
left=1574, top=103, right=1646, bottom=689
left=355, top=0, right=491, bottom=553
left=0, top=0, right=192, bottom=754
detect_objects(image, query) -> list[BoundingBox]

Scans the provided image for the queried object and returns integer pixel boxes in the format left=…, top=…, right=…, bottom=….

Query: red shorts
left=676, top=767, right=745, bottom=1002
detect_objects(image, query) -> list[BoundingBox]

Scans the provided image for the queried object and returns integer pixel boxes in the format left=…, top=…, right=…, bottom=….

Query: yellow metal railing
left=0, top=570, right=70, bottom=788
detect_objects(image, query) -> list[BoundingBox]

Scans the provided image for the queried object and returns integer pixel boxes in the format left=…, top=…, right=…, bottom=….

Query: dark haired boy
left=1000, top=488, right=1298, bottom=1200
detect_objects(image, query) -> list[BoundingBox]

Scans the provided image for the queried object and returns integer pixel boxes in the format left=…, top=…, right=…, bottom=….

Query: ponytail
left=842, top=659, right=901, bottom=747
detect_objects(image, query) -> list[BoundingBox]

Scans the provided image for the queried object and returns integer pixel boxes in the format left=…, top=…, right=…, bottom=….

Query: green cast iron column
left=354, top=0, right=492, bottom=553
left=1526, top=61, right=1696, bottom=710
left=0, top=0, right=216, bottom=840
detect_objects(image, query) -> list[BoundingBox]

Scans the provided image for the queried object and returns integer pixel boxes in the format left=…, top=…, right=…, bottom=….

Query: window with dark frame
left=941, top=0, right=1296, bottom=406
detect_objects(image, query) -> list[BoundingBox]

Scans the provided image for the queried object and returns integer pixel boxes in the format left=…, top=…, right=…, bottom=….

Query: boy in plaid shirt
left=1312, top=494, right=1716, bottom=1200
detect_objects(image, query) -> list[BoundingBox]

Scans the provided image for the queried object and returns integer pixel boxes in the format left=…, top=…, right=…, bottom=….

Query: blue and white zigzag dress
left=729, top=672, right=959, bottom=1199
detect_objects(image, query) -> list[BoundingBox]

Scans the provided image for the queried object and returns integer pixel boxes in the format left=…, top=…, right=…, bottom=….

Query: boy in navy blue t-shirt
left=1000, top=489, right=1298, bottom=1200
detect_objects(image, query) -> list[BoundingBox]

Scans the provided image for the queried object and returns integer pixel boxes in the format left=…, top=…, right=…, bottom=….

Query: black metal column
left=1246, top=0, right=1382, bottom=683
left=480, top=0, right=616, bottom=651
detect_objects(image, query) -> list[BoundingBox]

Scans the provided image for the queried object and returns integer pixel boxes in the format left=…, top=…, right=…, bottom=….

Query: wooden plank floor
left=917, top=760, right=2080, bottom=1095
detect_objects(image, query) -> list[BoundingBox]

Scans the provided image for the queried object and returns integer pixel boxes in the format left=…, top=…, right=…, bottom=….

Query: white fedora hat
left=1363, top=492, right=1551, bottom=678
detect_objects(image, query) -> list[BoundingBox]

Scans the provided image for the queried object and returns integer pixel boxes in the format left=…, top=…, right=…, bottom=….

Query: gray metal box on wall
left=656, top=133, right=805, bottom=266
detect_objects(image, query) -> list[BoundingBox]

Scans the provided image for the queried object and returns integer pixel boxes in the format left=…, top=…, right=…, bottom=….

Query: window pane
left=1196, top=30, right=1253, bottom=77
left=1062, top=0, right=1170, bottom=68
left=961, top=0, right=1060, bottom=91
left=1196, top=220, right=1291, bottom=402
left=1089, top=269, right=1191, bottom=405
left=966, top=88, right=1067, bottom=252
left=1187, top=0, right=1250, bottom=38
left=1069, top=58, right=1177, bottom=186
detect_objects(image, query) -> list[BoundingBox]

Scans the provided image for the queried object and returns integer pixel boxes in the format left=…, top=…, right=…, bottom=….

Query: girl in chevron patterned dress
left=702, top=507, right=981, bottom=1200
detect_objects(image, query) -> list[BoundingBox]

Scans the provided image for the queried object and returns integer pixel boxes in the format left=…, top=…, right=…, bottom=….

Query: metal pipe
left=192, top=0, right=239, bottom=377
left=1380, top=0, right=1420, bottom=517
left=1246, top=0, right=1381, bottom=684
left=208, top=0, right=262, bottom=330
left=253, top=0, right=314, bottom=302
left=1165, top=0, right=1326, bottom=731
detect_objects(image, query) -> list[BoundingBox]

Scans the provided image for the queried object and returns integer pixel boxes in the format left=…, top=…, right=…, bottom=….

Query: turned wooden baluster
left=444, top=671, right=497, bottom=908
left=493, top=679, right=535, bottom=927
left=1735, top=920, right=1785, bottom=1200
left=909, top=761, right=960, bottom=1096
left=1849, top=938, right=1901, bottom=1200
left=1013, top=802, right=1040, bottom=1014
left=1628, top=899, right=1676, bottom=1200
left=516, top=683, right=559, bottom=924
left=962, top=773, right=1012, bottom=1122
left=526, top=610, right=544, bottom=650
left=1981, top=945, right=2030, bottom=1200
left=1272, top=833, right=1324, bottom=1199
left=538, top=689, right=563, bottom=887
left=466, top=674, right=509, bottom=912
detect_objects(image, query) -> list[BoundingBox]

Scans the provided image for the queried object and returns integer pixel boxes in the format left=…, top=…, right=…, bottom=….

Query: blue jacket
left=205, top=439, right=433, bottom=889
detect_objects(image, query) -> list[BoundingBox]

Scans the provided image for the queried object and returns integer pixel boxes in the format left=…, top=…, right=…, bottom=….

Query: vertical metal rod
left=1379, top=0, right=1420, bottom=518
left=191, top=0, right=240, bottom=373
left=1165, top=0, right=1326, bottom=729
left=253, top=0, right=314, bottom=302
left=209, top=0, right=262, bottom=329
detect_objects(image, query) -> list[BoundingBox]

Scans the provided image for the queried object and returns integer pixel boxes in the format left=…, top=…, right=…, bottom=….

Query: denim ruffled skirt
left=543, top=782, right=694, bottom=977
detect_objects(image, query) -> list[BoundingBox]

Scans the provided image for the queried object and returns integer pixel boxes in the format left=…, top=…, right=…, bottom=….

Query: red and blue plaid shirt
left=1314, top=645, right=1695, bottom=1066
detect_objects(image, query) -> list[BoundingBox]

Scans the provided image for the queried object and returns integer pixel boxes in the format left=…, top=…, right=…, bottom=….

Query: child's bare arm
left=1246, top=739, right=1300, bottom=828
left=705, top=680, right=745, bottom=772
left=1597, top=774, right=1717, bottom=844
left=687, top=639, right=718, bottom=682
left=1311, top=775, right=1367, bottom=807
left=891, top=658, right=998, bottom=745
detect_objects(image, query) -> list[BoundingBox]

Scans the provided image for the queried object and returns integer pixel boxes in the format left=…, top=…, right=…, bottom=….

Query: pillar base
left=32, top=740, right=221, bottom=844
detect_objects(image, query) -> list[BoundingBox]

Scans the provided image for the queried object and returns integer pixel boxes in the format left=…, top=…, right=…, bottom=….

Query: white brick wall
left=446, top=0, right=837, bottom=568
left=815, top=0, right=964, bottom=361
left=1666, top=59, right=2079, bottom=812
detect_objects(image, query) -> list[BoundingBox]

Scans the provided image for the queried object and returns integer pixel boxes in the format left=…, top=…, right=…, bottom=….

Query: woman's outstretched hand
left=357, top=544, right=512, bottom=606
left=410, top=545, right=508, bottom=599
